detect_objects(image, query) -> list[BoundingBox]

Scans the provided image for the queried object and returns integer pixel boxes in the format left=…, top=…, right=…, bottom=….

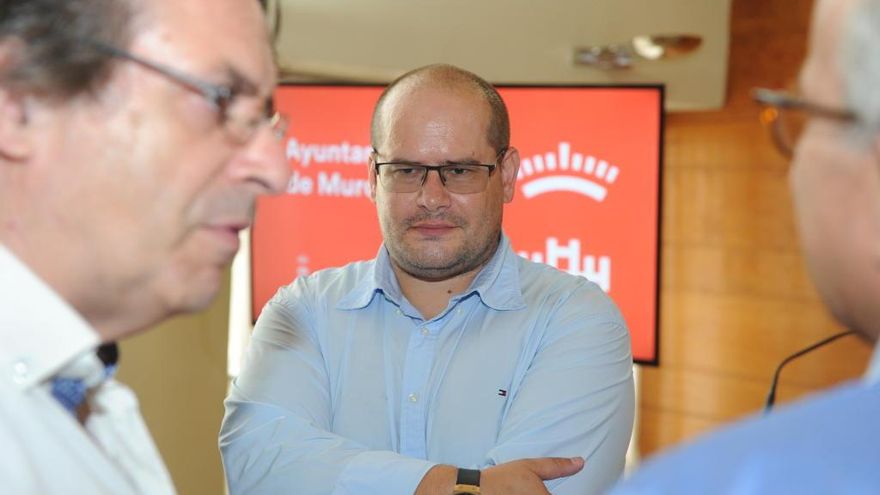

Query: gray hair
left=370, top=64, right=510, bottom=154
left=842, top=0, right=880, bottom=143
left=0, top=0, right=135, bottom=100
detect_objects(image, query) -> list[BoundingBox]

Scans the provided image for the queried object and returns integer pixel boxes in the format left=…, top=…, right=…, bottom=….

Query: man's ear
left=0, top=40, right=33, bottom=163
left=500, top=146, right=520, bottom=203
left=0, top=85, right=32, bottom=162
left=368, top=150, right=378, bottom=203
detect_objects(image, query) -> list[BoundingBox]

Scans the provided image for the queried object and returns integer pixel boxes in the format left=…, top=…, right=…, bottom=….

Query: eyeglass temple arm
left=83, top=39, right=233, bottom=106
left=752, top=88, right=855, bottom=121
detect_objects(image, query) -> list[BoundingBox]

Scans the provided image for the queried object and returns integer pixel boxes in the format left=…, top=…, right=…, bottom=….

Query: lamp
left=574, top=34, right=702, bottom=70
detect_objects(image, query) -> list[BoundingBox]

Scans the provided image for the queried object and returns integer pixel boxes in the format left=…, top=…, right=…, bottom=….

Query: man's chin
left=162, top=269, right=224, bottom=316
left=396, top=249, right=480, bottom=281
left=404, top=230, right=461, bottom=247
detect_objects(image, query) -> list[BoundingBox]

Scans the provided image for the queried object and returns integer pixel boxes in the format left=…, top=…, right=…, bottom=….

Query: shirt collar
left=336, top=233, right=526, bottom=312
left=0, top=245, right=101, bottom=390
left=461, top=233, right=526, bottom=311
left=336, top=244, right=403, bottom=310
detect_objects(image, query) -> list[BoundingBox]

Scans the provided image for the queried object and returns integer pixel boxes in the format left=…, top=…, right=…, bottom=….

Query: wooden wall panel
left=639, top=409, right=723, bottom=454
left=639, top=0, right=874, bottom=458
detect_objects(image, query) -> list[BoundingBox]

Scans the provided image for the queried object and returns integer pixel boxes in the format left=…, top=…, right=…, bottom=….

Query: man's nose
left=416, top=168, right=451, bottom=210
left=232, top=126, right=290, bottom=194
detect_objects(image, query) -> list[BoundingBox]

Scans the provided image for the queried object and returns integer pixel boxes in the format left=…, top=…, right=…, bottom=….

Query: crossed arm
left=414, top=458, right=587, bottom=495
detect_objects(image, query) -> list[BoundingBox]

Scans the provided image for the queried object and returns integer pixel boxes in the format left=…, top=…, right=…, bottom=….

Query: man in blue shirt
left=220, top=64, right=635, bottom=495
left=610, top=0, right=880, bottom=493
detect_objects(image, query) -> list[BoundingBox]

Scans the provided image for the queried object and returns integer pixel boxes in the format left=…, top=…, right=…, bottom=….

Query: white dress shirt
left=0, top=245, right=176, bottom=494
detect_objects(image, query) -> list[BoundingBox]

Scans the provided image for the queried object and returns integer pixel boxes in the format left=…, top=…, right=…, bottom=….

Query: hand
left=481, top=457, right=585, bottom=495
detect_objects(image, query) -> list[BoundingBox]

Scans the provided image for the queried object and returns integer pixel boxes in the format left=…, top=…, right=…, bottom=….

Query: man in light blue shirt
left=610, top=0, right=880, bottom=493
left=220, top=64, right=635, bottom=495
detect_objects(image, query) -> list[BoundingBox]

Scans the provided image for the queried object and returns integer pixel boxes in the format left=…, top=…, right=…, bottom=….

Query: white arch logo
left=517, top=142, right=620, bottom=202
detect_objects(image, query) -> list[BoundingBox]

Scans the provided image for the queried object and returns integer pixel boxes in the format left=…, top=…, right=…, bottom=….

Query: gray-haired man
left=611, top=0, right=880, bottom=492
left=0, top=0, right=287, bottom=492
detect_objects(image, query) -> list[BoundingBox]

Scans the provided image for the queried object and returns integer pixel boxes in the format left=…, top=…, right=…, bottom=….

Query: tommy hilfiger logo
left=498, top=389, right=508, bottom=397
left=517, top=142, right=620, bottom=202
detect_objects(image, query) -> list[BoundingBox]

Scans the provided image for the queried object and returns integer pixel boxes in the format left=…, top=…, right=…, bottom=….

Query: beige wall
left=116, top=273, right=230, bottom=495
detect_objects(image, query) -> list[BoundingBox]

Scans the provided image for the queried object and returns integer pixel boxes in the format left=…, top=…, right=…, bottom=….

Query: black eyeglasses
left=752, top=88, right=856, bottom=158
left=85, top=40, right=288, bottom=143
left=373, top=148, right=506, bottom=194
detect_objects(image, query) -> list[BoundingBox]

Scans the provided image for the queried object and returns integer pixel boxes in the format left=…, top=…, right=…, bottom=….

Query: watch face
left=454, top=467, right=481, bottom=494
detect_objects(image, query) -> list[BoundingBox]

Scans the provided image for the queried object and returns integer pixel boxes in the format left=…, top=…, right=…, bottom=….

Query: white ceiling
left=270, top=0, right=733, bottom=111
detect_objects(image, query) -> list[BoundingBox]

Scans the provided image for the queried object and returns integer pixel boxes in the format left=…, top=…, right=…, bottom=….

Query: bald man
left=610, top=0, right=880, bottom=493
left=220, top=65, right=635, bottom=495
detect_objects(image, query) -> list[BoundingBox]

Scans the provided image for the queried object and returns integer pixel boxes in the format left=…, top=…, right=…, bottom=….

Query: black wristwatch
left=452, top=468, right=481, bottom=494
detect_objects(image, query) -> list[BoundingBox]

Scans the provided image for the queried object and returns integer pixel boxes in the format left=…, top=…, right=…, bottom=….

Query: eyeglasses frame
left=83, top=39, right=287, bottom=142
left=372, top=147, right=508, bottom=194
left=752, top=87, right=857, bottom=158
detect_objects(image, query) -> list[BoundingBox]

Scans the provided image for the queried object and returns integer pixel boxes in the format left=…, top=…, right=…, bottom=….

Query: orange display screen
left=252, top=85, right=662, bottom=364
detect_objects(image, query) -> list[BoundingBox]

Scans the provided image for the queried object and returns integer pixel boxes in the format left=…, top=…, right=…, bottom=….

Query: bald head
left=370, top=64, right=510, bottom=154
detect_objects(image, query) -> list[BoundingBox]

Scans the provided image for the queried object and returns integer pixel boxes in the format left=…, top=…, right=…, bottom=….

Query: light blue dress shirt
left=220, top=234, right=634, bottom=495
left=609, top=344, right=880, bottom=495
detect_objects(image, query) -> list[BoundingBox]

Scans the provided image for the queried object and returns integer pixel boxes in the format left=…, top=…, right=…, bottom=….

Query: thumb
left=528, top=456, right=585, bottom=480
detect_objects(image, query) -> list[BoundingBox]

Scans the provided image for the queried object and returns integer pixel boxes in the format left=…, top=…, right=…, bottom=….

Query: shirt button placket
left=399, top=321, right=435, bottom=458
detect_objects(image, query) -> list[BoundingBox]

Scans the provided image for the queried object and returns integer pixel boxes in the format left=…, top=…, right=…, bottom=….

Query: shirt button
left=408, top=393, right=419, bottom=403
left=420, top=328, right=430, bottom=336
left=395, top=308, right=403, bottom=316
left=11, top=360, right=29, bottom=384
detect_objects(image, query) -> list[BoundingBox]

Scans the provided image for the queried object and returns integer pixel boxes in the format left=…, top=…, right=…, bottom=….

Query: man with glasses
left=609, top=0, right=880, bottom=492
left=221, top=64, right=634, bottom=495
left=0, top=0, right=288, bottom=493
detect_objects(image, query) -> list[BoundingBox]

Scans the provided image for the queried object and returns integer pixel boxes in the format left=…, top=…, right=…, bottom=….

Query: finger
left=528, top=456, right=585, bottom=480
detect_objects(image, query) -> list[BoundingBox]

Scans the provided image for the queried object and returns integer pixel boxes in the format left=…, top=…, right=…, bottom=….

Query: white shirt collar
left=0, top=244, right=100, bottom=390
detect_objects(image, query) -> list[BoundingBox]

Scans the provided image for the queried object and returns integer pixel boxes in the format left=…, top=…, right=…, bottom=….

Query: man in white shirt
left=0, top=0, right=288, bottom=493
